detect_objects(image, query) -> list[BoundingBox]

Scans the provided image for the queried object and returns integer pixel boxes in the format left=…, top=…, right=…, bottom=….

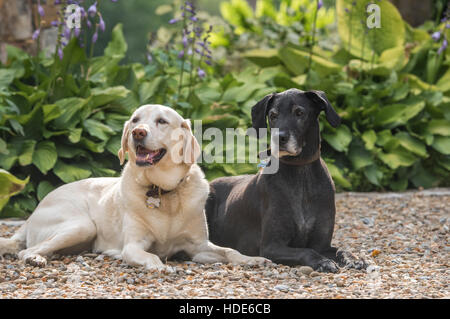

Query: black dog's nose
left=278, top=131, right=289, bottom=145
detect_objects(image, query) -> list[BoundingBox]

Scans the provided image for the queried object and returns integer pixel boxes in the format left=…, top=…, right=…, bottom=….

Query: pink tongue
left=137, top=150, right=159, bottom=163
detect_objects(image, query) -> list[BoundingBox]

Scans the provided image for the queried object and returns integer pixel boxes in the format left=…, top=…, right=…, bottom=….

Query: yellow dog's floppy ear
left=181, top=119, right=201, bottom=164
left=118, top=120, right=130, bottom=165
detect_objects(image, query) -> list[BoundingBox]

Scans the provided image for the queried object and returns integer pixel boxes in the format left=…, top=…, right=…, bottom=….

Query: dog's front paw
left=314, top=258, right=339, bottom=273
left=336, top=249, right=367, bottom=270
left=24, top=254, right=47, bottom=268
left=242, top=256, right=271, bottom=266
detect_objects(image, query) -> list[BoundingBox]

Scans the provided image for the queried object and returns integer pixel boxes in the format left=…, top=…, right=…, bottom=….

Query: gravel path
left=0, top=189, right=448, bottom=299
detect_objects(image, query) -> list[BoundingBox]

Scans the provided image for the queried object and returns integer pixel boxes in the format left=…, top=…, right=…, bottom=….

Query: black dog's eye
left=132, top=117, right=139, bottom=123
left=295, top=109, right=304, bottom=117
left=157, top=118, right=168, bottom=125
left=269, top=113, right=278, bottom=121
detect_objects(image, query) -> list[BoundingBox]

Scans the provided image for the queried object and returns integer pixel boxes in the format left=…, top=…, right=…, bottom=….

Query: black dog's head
left=251, top=88, right=341, bottom=158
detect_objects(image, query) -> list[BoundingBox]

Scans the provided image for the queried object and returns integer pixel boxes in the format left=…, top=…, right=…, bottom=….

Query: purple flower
left=32, top=29, right=40, bottom=40
left=38, top=5, right=45, bottom=17
left=87, top=19, right=92, bottom=29
left=111, top=0, right=118, bottom=2
left=51, top=20, right=60, bottom=27
left=74, top=27, right=81, bottom=38
left=88, top=2, right=97, bottom=17
left=344, top=7, right=350, bottom=13
left=80, top=7, right=86, bottom=18
left=438, top=38, right=448, bottom=55
left=58, top=47, right=64, bottom=60
left=54, top=0, right=61, bottom=4
left=446, top=24, right=450, bottom=29
left=146, top=53, right=153, bottom=63
left=64, top=27, right=71, bottom=40
left=177, top=50, right=185, bottom=59
left=92, top=31, right=98, bottom=43
left=190, top=16, right=198, bottom=22
left=205, top=60, right=212, bottom=66
left=317, top=0, right=323, bottom=10
left=197, top=67, right=206, bottom=78
left=182, top=35, right=188, bottom=47
left=99, top=16, right=105, bottom=32
left=169, top=18, right=180, bottom=24
left=432, top=31, right=441, bottom=41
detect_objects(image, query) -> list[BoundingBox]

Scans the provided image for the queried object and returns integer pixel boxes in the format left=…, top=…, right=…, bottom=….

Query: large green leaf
left=395, top=132, right=428, bottom=158
left=18, top=140, right=36, bottom=166
left=279, top=47, right=341, bottom=76
left=325, top=162, right=351, bottom=188
left=431, top=136, right=450, bottom=155
left=425, top=119, right=450, bottom=136
left=83, top=119, right=115, bottom=141
left=32, top=141, right=58, bottom=174
left=53, top=161, right=92, bottom=184
left=348, top=142, right=373, bottom=170
left=322, top=125, right=353, bottom=152
left=243, top=49, right=281, bottom=67
left=0, top=169, right=29, bottom=211
left=37, top=181, right=55, bottom=201
left=336, top=0, right=405, bottom=59
left=364, top=164, right=383, bottom=186
left=90, top=86, right=130, bottom=108
left=52, top=98, right=88, bottom=130
left=104, top=24, right=128, bottom=59
left=377, top=147, right=417, bottom=169
left=374, top=100, right=425, bottom=128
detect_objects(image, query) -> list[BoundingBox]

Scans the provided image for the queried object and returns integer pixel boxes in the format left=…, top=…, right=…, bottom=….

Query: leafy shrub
left=0, top=25, right=140, bottom=217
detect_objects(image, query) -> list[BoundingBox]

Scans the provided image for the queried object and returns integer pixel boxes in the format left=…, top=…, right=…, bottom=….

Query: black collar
left=145, top=178, right=185, bottom=198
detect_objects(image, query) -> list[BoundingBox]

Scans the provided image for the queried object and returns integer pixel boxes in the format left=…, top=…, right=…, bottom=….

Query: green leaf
left=0, top=169, right=29, bottom=211
left=431, top=136, right=450, bottom=155
left=90, top=86, right=130, bottom=108
left=52, top=98, right=87, bottom=130
left=322, top=125, right=353, bottom=152
left=325, top=162, right=351, bottom=188
left=395, top=132, right=428, bottom=158
left=426, top=119, right=450, bottom=136
left=243, top=49, right=281, bottom=67
left=53, top=161, right=92, bottom=183
left=32, top=141, right=58, bottom=174
left=361, top=130, right=377, bottom=150
left=377, top=147, right=417, bottom=169
left=155, top=4, right=172, bottom=15
left=336, top=0, right=405, bottom=58
left=348, top=142, right=373, bottom=170
left=37, top=181, right=55, bottom=201
left=104, top=24, right=127, bottom=59
left=374, top=100, right=425, bottom=128
left=364, top=164, right=383, bottom=186
left=83, top=119, right=115, bottom=141
left=18, top=140, right=36, bottom=166
left=0, top=138, right=8, bottom=155
left=278, top=47, right=341, bottom=76
left=69, top=128, right=83, bottom=143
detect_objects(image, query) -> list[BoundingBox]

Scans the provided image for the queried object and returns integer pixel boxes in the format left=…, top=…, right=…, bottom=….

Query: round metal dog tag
left=146, top=196, right=160, bottom=209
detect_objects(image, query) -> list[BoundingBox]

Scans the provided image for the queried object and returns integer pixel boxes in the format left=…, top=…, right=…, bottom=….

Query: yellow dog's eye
left=157, top=118, right=168, bottom=125
left=132, top=117, right=139, bottom=123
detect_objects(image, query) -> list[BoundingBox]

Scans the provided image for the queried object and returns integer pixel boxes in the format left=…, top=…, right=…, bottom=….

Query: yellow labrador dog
left=0, top=104, right=267, bottom=269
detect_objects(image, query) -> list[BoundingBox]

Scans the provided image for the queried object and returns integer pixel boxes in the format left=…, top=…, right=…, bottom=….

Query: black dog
left=205, top=89, right=366, bottom=272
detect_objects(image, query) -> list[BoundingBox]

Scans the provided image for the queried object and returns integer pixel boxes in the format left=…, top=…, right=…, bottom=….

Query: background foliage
left=0, top=0, right=449, bottom=217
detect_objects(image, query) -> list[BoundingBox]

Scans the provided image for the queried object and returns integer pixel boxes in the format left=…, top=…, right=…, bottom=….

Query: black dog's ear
left=251, top=93, right=275, bottom=138
left=305, top=90, right=341, bottom=128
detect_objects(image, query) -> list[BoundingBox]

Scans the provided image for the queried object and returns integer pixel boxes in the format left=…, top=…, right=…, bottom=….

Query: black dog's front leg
left=321, top=246, right=367, bottom=270
left=261, top=245, right=339, bottom=273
